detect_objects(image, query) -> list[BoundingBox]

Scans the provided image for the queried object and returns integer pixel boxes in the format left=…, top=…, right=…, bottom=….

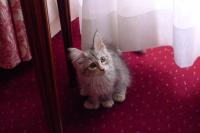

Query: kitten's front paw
left=84, top=100, right=100, bottom=110
left=102, top=100, right=114, bottom=108
left=113, top=93, right=126, bottom=103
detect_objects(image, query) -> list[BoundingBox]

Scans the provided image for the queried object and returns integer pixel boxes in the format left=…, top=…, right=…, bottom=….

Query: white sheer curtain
left=78, top=0, right=200, bottom=67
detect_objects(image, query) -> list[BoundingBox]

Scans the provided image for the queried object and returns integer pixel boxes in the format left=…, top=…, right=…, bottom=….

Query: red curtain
left=0, top=0, right=31, bottom=69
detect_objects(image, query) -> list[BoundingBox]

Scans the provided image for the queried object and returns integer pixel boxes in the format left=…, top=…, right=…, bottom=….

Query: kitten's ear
left=93, top=32, right=106, bottom=51
left=68, top=48, right=85, bottom=62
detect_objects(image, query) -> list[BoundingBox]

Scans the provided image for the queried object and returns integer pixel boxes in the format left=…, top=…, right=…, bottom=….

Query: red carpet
left=1, top=19, right=200, bottom=133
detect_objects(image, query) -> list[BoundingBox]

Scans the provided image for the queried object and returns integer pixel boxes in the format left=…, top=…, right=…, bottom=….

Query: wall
left=47, top=0, right=79, bottom=37
left=70, top=0, right=79, bottom=20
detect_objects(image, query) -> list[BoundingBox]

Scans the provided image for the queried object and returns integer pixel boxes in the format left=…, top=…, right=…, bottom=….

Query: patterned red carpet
left=1, top=19, right=200, bottom=133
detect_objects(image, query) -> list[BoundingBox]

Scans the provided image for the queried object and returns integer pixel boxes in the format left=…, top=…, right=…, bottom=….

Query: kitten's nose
left=98, top=64, right=105, bottom=72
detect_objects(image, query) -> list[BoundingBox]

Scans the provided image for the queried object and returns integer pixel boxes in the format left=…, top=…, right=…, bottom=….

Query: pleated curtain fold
left=0, top=0, right=31, bottom=69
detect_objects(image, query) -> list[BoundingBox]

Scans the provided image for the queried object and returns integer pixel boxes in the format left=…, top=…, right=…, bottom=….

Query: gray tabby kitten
left=68, top=32, right=131, bottom=109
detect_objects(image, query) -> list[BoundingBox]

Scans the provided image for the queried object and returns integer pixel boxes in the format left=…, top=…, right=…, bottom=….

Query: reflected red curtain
left=0, top=0, right=31, bottom=69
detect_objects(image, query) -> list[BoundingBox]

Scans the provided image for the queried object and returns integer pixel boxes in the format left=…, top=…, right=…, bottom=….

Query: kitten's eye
left=89, top=63, right=97, bottom=69
left=100, top=57, right=106, bottom=63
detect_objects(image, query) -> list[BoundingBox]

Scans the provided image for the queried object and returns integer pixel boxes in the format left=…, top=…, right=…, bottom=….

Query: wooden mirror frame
left=20, top=0, right=75, bottom=133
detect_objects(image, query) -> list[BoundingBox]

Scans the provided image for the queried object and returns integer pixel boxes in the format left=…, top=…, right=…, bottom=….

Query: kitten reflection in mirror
left=68, top=32, right=131, bottom=109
